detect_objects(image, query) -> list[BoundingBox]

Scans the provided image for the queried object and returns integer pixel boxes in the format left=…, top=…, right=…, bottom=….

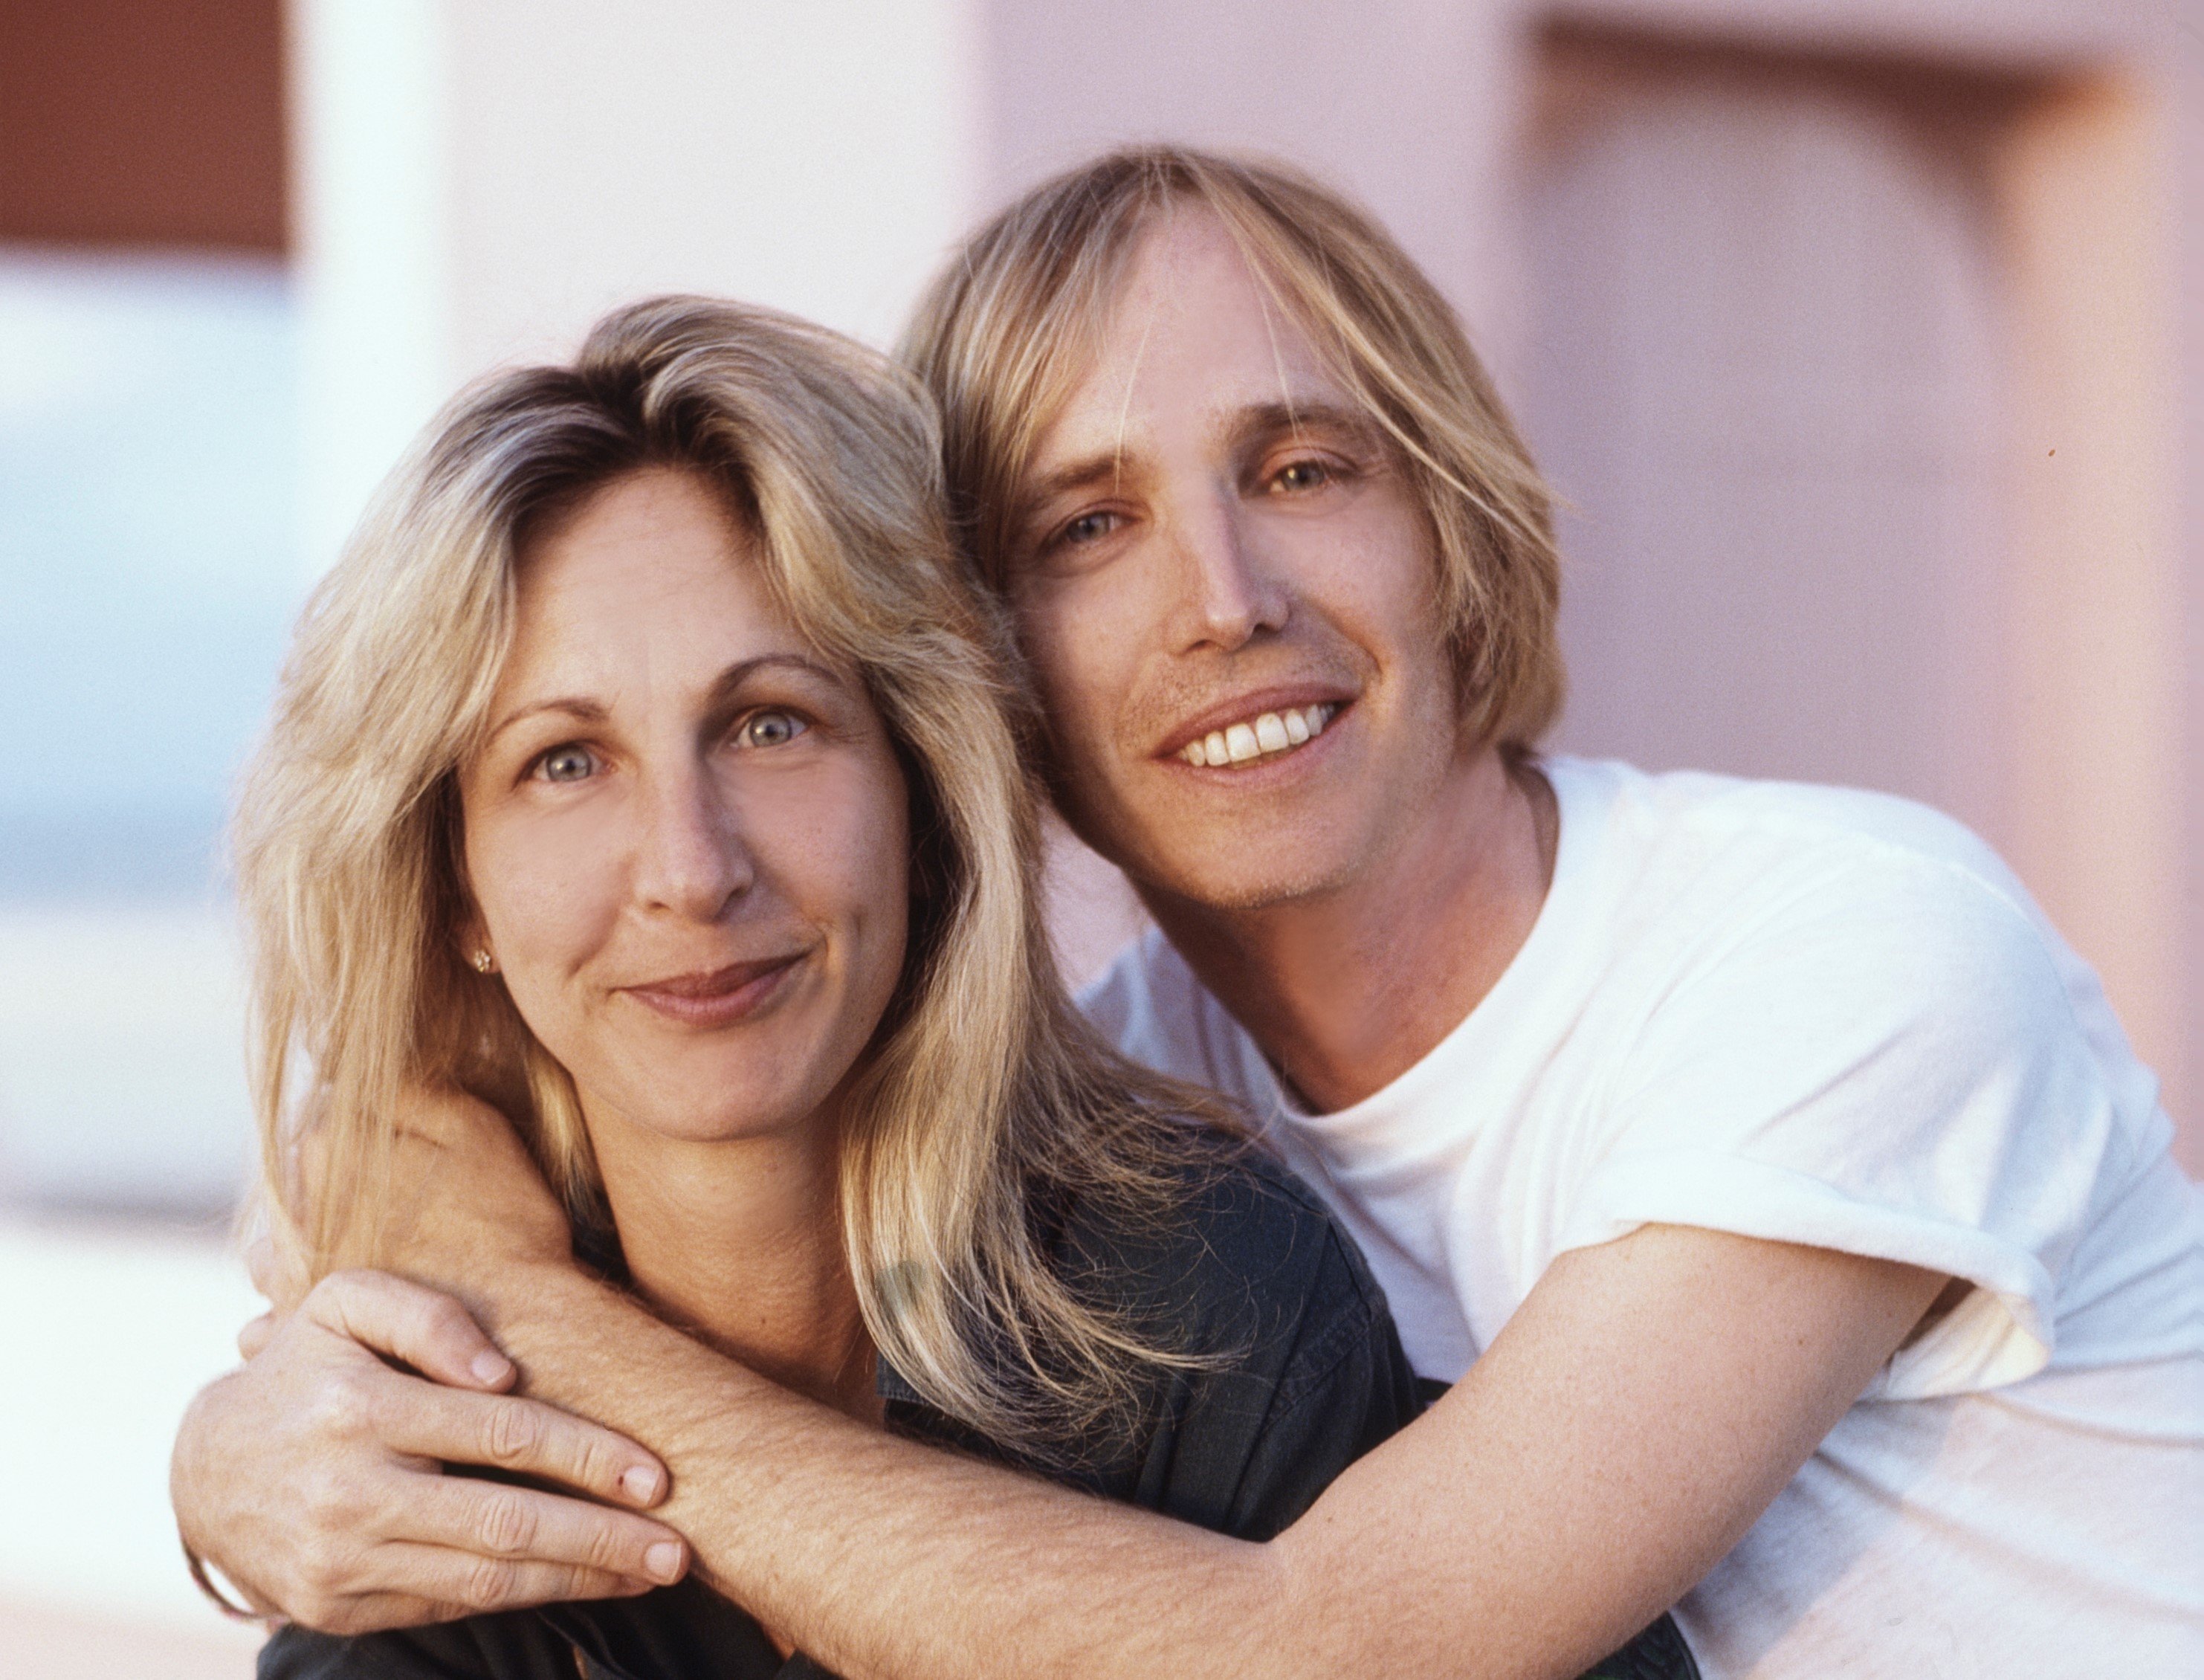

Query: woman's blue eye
left=738, top=711, right=806, bottom=749
left=538, top=746, right=595, bottom=784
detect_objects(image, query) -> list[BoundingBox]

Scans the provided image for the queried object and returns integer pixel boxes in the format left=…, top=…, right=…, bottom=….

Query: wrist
left=456, top=1247, right=604, bottom=1351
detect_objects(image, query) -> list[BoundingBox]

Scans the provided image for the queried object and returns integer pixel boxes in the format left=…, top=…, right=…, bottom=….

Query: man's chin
left=1131, top=850, right=1357, bottom=919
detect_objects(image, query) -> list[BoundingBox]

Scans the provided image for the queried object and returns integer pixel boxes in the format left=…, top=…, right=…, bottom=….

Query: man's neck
left=1143, top=746, right=1556, bottom=1114
left=586, top=1111, right=876, bottom=1419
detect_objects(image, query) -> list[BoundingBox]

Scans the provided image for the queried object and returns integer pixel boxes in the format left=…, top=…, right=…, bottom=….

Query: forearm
left=461, top=1227, right=1943, bottom=1680
left=478, top=1259, right=1309, bottom=1680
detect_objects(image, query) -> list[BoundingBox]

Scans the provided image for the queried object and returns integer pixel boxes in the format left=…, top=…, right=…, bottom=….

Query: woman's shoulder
left=1059, top=1126, right=1393, bottom=1374
left=1032, top=1126, right=1422, bottom=1539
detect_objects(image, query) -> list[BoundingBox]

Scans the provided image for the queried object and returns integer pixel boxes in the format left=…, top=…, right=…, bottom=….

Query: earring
left=471, top=949, right=495, bottom=974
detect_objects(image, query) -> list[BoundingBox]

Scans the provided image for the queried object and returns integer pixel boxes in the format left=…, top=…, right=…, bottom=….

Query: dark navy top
left=260, top=1145, right=1695, bottom=1680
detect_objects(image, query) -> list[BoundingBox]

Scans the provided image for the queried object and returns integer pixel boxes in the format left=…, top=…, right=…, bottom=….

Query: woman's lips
left=621, top=954, right=804, bottom=1028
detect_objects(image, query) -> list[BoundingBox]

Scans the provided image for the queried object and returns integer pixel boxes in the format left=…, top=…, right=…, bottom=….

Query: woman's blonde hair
left=901, top=144, right=1565, bottom=750
left=236, top=296, right=1218, bottom=1456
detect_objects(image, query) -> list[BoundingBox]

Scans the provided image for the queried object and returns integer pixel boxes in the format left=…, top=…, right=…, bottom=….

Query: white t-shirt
left=1085, top=757, right=2203, bottom=1679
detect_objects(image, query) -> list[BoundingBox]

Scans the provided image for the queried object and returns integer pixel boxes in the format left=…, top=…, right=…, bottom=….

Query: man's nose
left=633, top=764, right=752, bottom=920
left=1170, top=492, right=1290, bottom=653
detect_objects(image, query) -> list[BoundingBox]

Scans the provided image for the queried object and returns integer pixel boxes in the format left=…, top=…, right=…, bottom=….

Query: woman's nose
left=633, top=767, right=752, bottom=920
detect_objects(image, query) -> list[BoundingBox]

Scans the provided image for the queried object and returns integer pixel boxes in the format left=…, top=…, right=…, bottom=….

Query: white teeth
left=1177, top=702, right=1342, bottom=768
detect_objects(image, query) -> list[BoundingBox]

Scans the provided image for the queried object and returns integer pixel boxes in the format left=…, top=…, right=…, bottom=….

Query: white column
left=288, top=0, right=981, bottom=574
left=288, top=0, right=453, bottom=577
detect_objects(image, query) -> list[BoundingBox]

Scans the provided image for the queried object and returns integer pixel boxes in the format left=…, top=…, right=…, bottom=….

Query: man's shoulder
left=1573, top=757, right=2021, bottom=887
left=1564, top=758, right=2057, bottom=966
left=1560, top=763, right=2128, bottom=1136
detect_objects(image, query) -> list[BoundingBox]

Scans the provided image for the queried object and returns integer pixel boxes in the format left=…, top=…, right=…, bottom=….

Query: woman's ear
left=456, top=914, right=498, bottom=976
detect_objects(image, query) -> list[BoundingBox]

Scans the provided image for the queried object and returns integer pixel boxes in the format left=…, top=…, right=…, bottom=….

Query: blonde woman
left=214, top=295, right=1687, bottom=1680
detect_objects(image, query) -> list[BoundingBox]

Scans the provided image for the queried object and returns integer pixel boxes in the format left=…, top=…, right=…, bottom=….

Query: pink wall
left=2179, top=28, right=2204, bottom=1173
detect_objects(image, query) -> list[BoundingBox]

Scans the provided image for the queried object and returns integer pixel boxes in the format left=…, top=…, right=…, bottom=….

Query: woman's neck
left=584, top=1108, right=877, bottom=1420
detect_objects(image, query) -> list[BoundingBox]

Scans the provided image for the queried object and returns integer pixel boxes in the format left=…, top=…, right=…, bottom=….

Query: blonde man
left=177, top=149, right=2200, bottom=1678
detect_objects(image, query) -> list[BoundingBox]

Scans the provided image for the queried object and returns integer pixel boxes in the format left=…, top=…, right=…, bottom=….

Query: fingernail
left=644, top=1541, right=685, bottom=1583
left=620, top=1464, right=663, bottom=1504
left=471, top=1349, right=514, bottom=1386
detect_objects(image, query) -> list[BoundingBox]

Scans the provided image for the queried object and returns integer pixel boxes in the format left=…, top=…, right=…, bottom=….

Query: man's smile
left=1172, top=701, right=1342, bottom=768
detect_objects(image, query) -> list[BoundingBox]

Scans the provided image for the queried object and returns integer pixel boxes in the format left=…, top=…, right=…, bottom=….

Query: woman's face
left=458, top=467, right=911, bottom=1150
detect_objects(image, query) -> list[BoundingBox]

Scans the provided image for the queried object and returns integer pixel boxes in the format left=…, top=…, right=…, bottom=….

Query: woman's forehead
left=500, top=469, right=814, bottom=702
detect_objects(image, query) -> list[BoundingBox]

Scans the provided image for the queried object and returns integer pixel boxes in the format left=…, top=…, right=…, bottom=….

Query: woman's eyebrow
left=485, top=655, right=840, bottom=746
left=485, top=694, right=607, bottom=746
left=704, top=651, right=845, bottom=710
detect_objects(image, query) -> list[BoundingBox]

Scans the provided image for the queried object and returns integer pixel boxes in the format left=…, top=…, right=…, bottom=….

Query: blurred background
left=1, top=1, right=2197, bottom=1671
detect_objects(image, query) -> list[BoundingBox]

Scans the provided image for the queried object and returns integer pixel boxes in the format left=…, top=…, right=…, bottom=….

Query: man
left=175, top=149, right=2201, bottom=1676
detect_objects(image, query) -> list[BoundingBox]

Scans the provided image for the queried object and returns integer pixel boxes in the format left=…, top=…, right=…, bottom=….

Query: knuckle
left=462, top=1554, right=517, bottom=1611
left=565, top=1430, right=613, bottom=1493
left=310, top=1268, right=373, bottom=1313
left=293, top=1532, right=353, bottom=1600
left=584, top=1518, right=631, bottom=1574
left=414, top=1293, right=469, bottom=1347
left=289, top=1592, right=337, bottom=1632
left=305, top=1369, right=378, bottom=1439
left=474, top=1489, right=537, bottom=1556
left=480, top=1398, right=544, bottom=1467
left=314, top=1599, right=367, bottom=1637
left=297, top=1466, right=363, bottom=1532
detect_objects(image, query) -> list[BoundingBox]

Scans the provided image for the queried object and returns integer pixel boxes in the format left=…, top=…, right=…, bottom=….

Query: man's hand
left=173, top=1269, right=690, bottom=1634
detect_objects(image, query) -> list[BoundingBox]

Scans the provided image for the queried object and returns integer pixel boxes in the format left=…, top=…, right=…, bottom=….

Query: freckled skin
left=456, top=468, right=911, bottom=1159
left=1009, top=214, right=1464, bottom=916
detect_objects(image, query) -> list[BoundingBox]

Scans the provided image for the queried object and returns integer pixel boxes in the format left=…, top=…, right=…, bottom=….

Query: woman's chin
left=584, top=1076, right=836, bottom=1154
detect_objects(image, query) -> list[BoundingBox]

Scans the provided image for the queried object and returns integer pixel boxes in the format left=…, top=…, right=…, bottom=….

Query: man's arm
left=179, top=1093, right=1939, bottom=1676
left=418, top=1223, right=1941, bottom=1680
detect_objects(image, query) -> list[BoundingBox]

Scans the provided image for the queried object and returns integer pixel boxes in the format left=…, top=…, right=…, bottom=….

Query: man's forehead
left=1029, top=216, right=1353, bottom=472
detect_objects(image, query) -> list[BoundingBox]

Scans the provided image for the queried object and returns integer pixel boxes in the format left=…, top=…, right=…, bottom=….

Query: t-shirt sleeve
left=1549, top=847, right=2121, bottom=1400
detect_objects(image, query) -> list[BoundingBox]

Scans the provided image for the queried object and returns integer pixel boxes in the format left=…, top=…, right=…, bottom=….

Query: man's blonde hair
left=901, top=144, right=1565, bottom=749
left=236, top=297, right=1218, bottom=1457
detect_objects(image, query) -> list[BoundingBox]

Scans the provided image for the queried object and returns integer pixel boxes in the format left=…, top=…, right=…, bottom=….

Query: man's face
left=1006, top=212, right=1464, bottom=913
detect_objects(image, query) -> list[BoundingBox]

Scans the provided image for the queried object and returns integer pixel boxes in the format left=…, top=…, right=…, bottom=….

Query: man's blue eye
left=1274, top=460, right=1330, bottom=491
left=740, top=711, right=805, bottom=748
left=1063, top=511, right=1114, bottom=543
left=540, top=746, right=595, bottom=783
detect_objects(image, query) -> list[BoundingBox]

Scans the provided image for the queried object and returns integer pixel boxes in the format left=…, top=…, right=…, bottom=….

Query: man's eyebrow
left=1017, top=451, right=1129, bottom=518
left=1226, top=399, right=1386, bottom=455
left=1017, top=401, right=1383, bottom=517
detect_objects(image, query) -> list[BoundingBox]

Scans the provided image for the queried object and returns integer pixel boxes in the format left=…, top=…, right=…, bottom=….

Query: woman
left=227, top=297, right=1689, bottom=1680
